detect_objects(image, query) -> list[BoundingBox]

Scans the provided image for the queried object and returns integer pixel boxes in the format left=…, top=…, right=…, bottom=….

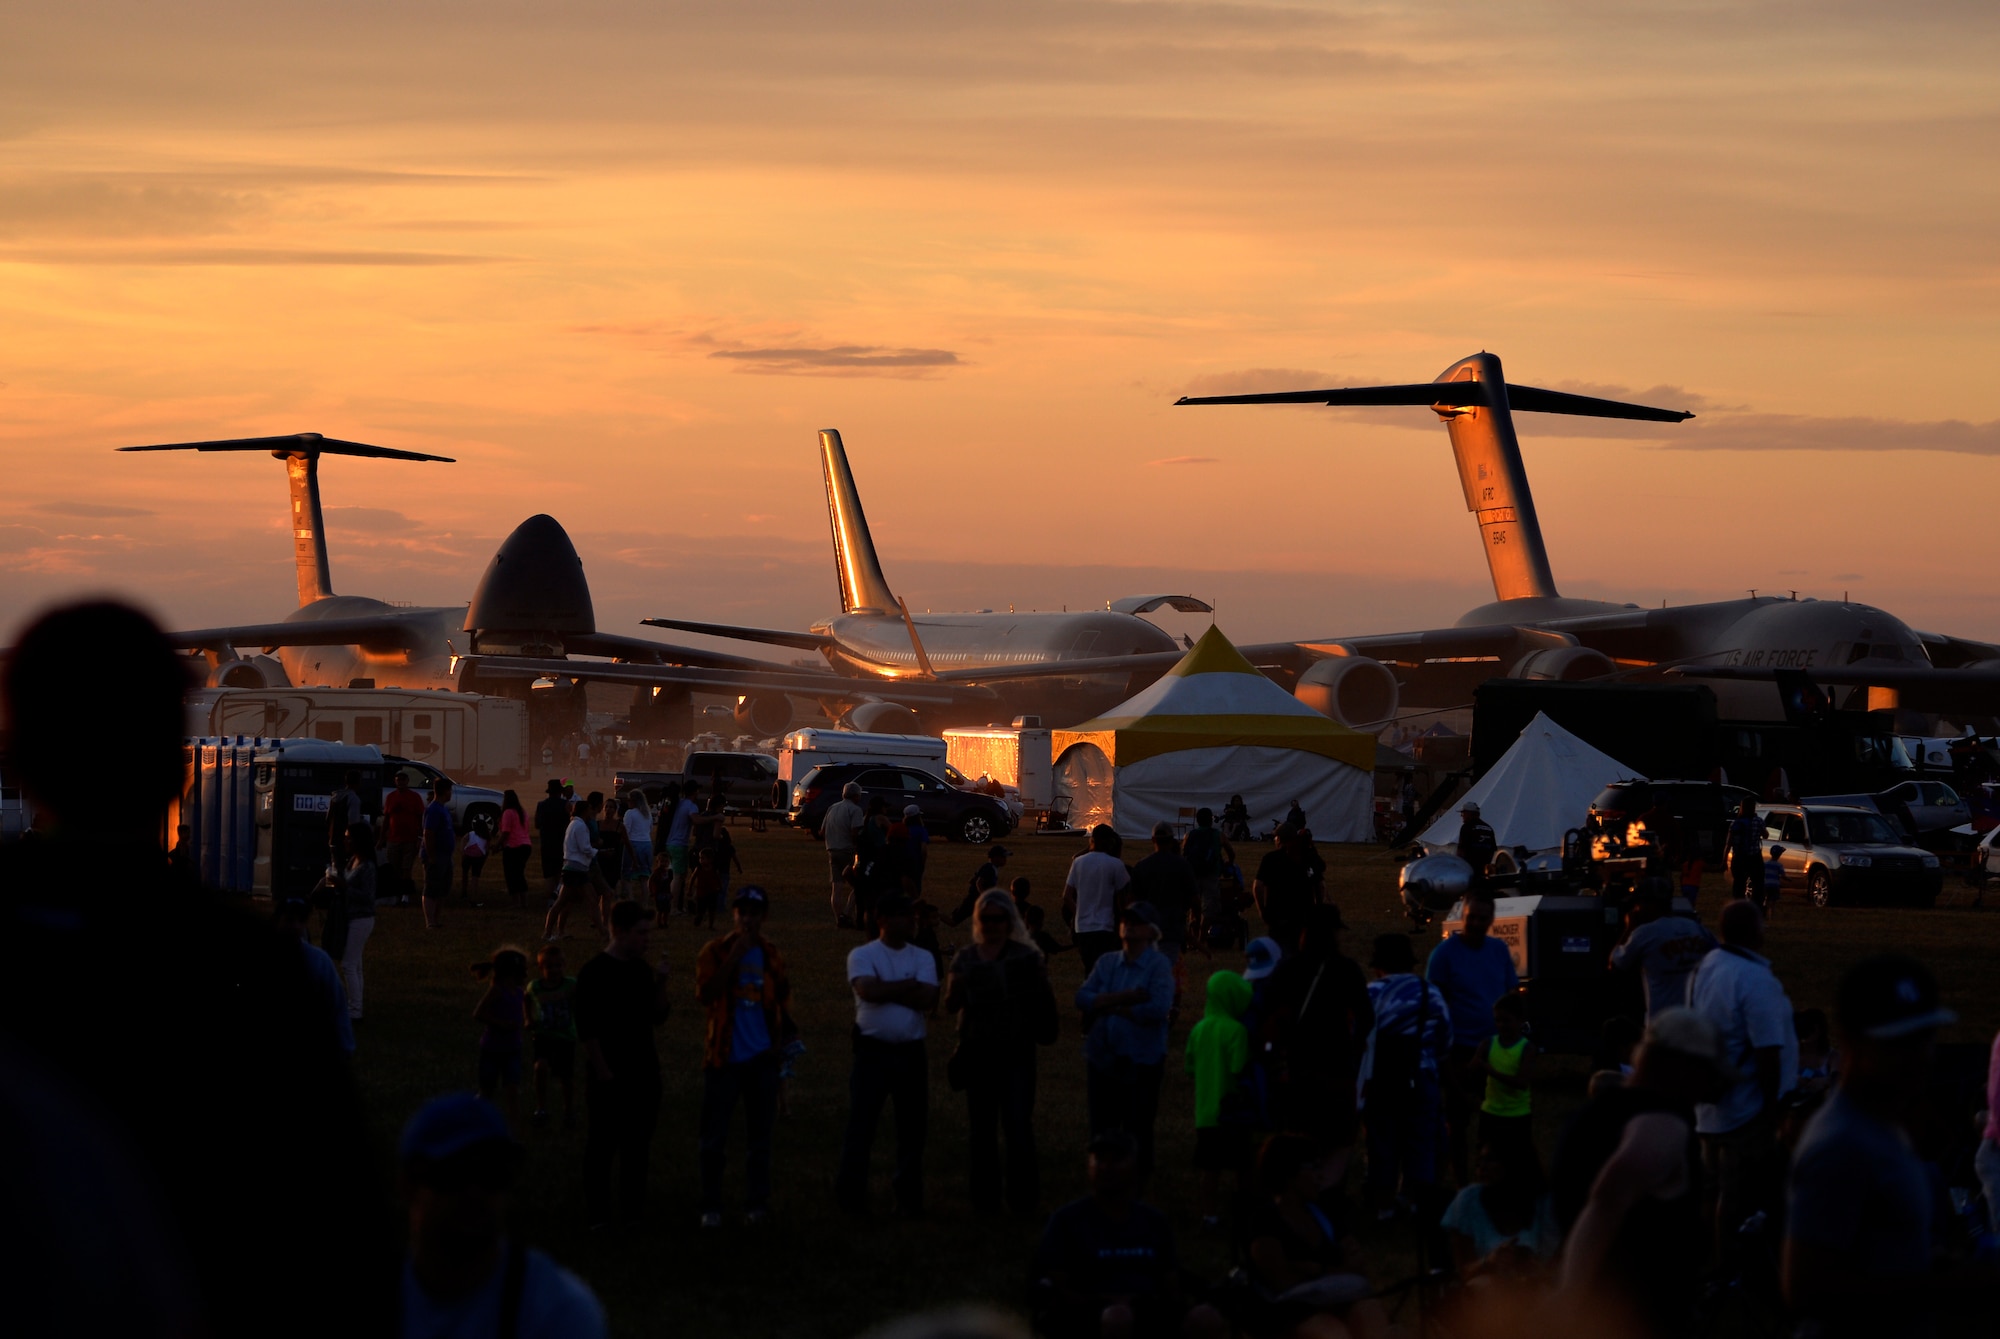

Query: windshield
left=943, top=762, right=968, bottom=786
left=1808, top=811, right=1900, bottom=845
left=1853, top=735, right=1915, bottom=771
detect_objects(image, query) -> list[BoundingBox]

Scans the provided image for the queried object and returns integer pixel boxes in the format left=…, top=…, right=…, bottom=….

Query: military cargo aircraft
left=1173, top=351, right=2000, bottom=727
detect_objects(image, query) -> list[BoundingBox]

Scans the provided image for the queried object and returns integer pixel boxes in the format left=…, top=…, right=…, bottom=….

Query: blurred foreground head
left=4, top=600, right=184, bottom=832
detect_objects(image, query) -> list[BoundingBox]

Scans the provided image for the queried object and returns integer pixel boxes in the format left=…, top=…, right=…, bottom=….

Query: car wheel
left=959, top=812, right=995, bottom=845
left=1806, top=867, right=1832, bottom=908
left=464, top=803, right=499, bottom=839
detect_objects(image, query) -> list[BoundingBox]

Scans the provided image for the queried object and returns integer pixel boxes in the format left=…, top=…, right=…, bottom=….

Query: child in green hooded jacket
left=1186, top=969, right=1253, bottom=1228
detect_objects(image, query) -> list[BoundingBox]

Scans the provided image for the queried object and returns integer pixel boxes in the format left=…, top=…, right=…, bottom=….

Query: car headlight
left=1921, top=854, right=1940, bottom=869
left=1838, top=853, right=1871, bottom=868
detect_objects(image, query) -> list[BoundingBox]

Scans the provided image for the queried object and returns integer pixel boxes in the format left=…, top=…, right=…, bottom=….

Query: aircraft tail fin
left=818, top=429, right=899, bottom=615
left=1176, top=355, right=1691, bottom=603
left=119, top=432, right=452, bottom=607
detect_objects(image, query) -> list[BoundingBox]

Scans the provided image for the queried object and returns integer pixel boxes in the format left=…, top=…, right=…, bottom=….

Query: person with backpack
left=1359, top=933, right=1452, bottom=1223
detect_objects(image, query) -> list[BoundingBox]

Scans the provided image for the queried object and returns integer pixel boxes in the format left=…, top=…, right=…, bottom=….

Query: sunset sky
left=5, top=2, right=1998, bottom=653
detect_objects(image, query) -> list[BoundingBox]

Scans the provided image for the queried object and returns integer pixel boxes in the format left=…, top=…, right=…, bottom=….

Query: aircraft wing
left=562, top=630, right=793, bottom=673
left=458, top=656, right=989, bottom=707
left=1916, top=629, right=2000, bottom=670
left=920, top=625, right=1584, bottom=686
left=163, top=613, right=444, bottom=653
left=639, top=617, right=836, bottom=653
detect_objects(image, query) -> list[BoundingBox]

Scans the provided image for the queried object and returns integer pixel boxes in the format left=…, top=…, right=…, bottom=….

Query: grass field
left=353, top=821, right=2000, bottom=1338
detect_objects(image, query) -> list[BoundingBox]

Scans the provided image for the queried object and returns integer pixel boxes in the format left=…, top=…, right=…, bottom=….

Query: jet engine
left=840, top=700, right=922, bottom=735
left=733, top=692, right=794, bottom=737
left=1508, top=645, right=1616, bottom=682
left=1400, top=853, right=1474, bottom=914
left=208, top=655, right=291, bottom=690
left=1294, top=656, right=1400, bottom=732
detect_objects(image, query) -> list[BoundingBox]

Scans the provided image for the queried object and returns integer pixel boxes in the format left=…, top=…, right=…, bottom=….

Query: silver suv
left=1757, top=803, right=1943, bottom=907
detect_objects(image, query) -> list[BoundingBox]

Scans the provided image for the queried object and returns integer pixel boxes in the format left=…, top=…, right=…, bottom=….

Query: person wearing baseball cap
left=1784, top=955, right=1965, bottom=1336
left=1076, top=900, right=1175, bottom=1177
left=1553, top=1007, right=1732, bottom=1333
left=400, top=1093, right=606, bottom=1337
left=1454, top=799, right=1497, bottom=886
left=1241, top=937, right=1282, bottom=983
left=693, top=884, right=793, bottom=1228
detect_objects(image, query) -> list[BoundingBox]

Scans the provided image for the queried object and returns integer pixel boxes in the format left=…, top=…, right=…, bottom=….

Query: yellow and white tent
left=1051, top=626, right=1376, bottom=840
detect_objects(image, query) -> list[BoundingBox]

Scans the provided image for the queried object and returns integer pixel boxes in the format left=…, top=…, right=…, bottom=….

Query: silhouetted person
left=0, top=600, right=397, bottom=1337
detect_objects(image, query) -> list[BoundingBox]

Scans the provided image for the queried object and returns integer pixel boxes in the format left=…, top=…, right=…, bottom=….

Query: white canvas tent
left=1419, top=712, right=1642, bottom=854
left=1052, top=626, right=1376, bottom=840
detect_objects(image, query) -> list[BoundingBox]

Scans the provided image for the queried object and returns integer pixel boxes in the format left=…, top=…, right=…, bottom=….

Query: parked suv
left=385, top=755, right=505, bottom=838
left=1757, top=802, right=1943, bottom=907
left=791, top=763, right=1013, bottom=845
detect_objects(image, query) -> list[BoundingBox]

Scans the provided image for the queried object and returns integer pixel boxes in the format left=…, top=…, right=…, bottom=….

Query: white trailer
left=944, top=724, right=1054, bottom=808
left=186, top=687, right=529, bottom=782
left=777, top=728, right=957, bottom=786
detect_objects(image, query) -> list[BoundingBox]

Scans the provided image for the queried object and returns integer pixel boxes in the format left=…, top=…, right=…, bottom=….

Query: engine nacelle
left=1508, top=645, right=1616, bottom=682
left=839, top=700, right=923, bottom=735
left=1400, top=853, right=1474, bottom=913
left=733, top=692, right=793, bottom=738
left=209, top=655, right=290, bottom=690
left=1294, top=656, right=1399, bottom=732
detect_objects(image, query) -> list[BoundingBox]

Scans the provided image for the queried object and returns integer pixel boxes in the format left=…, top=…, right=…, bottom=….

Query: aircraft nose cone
left=465, top=513, right=596, bottom=635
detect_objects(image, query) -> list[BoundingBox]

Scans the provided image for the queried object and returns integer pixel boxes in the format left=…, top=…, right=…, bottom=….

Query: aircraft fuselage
left=277, top=596, right=462, bottom=692
left=817, top=608, right=1183, bottom=726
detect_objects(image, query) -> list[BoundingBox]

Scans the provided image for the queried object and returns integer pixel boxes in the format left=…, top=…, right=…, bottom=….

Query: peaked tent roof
left=1419, top=711, right=1642, bottom=853
left=1052, top=625, right=1375, bottom=770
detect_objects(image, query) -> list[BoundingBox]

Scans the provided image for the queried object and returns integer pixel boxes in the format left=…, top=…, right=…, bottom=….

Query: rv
left=186, top=687, right=528, bottom=783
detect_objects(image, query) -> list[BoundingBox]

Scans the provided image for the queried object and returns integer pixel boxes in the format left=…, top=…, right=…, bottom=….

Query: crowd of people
left=7, top=599, right=1998, bottom=1339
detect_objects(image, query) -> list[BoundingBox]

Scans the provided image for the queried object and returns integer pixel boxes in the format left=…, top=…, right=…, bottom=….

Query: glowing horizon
left=5, top=2, right=1998, bottom=646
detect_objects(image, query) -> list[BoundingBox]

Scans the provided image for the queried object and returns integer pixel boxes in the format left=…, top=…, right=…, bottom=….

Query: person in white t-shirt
left=1687, top=898, right=1797, bottom=1255
left=1063, top=825, right=1132, bottom=972
left=835, top=894, right=940, bottom=1216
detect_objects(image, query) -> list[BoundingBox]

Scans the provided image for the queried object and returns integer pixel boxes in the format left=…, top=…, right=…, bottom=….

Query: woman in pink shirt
left=498, top=789, right=534, bottom=908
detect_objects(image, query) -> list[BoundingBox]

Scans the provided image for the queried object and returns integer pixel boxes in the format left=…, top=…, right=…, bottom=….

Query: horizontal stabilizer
left=1108, top=594, right=1213, bottom=615
left=1177, top=382, right=1691, bottom=422
left=639, top=617, right=835, bottom=653
left=119, top=432, right=454, bottom=463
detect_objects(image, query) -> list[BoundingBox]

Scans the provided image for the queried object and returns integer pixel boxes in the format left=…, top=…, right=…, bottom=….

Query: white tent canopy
left=1420, top=712, right=1643, bottom=854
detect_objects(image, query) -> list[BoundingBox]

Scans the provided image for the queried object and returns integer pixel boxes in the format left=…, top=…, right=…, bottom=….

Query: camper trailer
left=944, top=722, right=1054, bottom=808
left=186, top=687, right=528, bottom=783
